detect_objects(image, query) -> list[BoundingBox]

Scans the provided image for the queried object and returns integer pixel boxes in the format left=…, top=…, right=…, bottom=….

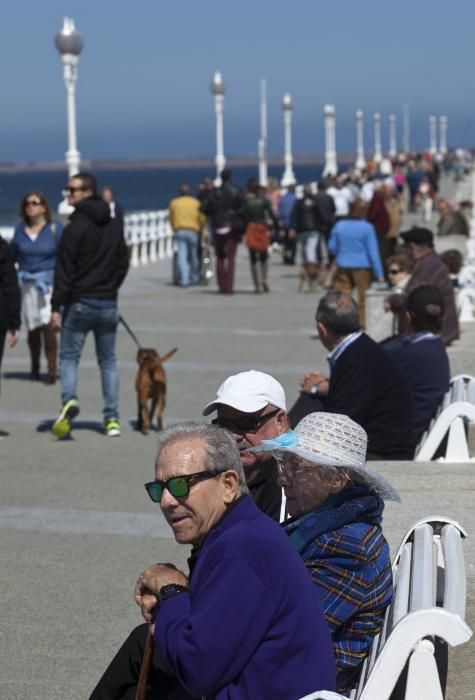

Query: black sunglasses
left=144, top=469, right=220, bottom=503
left=25, top=199, right=43, bottom=206
left=212, top=408, right=280, bottom=434
left=65, top=186, right=86, bottom=194
left=388, top=268, right=401, bottom=274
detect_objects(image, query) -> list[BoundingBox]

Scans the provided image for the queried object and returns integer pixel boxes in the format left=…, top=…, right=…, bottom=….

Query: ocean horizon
left=0, top=164, right=328, bottom=226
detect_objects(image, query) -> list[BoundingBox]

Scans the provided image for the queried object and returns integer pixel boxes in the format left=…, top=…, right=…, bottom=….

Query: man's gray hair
left=156, top=422, right=249, bottom=495
left=315, top=290, right=360, bottom=336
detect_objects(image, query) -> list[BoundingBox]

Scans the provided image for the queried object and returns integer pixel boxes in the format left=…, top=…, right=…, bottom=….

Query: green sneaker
left=105, top=418, right=121, bottom=437
left=52, top=399, right=80, bottom=439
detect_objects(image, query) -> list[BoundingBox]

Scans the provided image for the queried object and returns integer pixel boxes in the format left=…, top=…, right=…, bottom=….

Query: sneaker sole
left=52, top=404, right=80, bottom=439
left=106, top=429, right=121, bottom=437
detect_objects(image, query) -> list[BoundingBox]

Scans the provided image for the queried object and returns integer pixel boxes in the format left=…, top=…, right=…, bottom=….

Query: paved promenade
left=1, top=183, right=474, bottom=699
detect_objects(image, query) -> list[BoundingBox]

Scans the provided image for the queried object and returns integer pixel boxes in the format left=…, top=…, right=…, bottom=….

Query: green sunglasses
left=144, top=469, right=220, bottom=503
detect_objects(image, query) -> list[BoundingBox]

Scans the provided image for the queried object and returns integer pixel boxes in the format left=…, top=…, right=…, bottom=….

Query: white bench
left=415, top=374, right=475, bottom=462
left=300, top=515, right=472, bottom=700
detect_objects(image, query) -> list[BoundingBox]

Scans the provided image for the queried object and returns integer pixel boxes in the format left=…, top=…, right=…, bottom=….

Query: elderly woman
left=251, top=411, right=399, bottom=695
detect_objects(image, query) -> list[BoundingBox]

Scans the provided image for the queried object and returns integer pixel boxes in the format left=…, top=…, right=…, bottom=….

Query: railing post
left=139, top=212, right=149, bottom=265
left=149, top=212, right=158, bottom=263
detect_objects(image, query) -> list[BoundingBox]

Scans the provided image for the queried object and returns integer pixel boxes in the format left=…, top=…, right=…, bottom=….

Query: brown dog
left=135, top=347, right=177, bottom=434
left=298, top=262, right=319, bottom=293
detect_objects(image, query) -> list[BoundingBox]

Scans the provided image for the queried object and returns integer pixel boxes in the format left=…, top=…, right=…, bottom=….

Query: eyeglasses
left=144, top=469, right=220, bottom=503
left=388, top=268, right=401, bottom=275
left=25, top=199, right=43, bottom=206
left=64, top=186, right=86, bottom=194
left=212, top=408, right=280, bottom=434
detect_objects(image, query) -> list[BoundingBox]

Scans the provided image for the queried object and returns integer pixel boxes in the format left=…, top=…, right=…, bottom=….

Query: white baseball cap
left=202, top=370, right=287, bottom=416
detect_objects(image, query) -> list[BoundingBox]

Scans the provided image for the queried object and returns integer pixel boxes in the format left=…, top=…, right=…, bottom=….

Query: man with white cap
left=250, top=411, right=399, bottom=695
left=203, top=370, right=289, bottom=521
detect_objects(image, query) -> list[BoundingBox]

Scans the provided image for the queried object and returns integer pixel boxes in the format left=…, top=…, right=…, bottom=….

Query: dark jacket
left=406, top=251, right=459, bottom=346
left=367, top=190, right=390, bottom=237
left=51, top=197, right=129, bottom=311
left=291, top=194, right=322, bottom=232
left=382, top=333, right=450, bottom=442
left=201, top=182, right=244, bottom=232
left=0, top=237, right=21, bottom=332
left=154, top=496, right=336, bottom=699
left=326, top=333, right=414, bottom=458
left=314, top=191, right=336, bottom=234
left=247, top=458, right=282, bottom=522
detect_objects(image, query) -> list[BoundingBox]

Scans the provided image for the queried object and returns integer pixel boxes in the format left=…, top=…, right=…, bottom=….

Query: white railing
left=124, top=210, right=173, bottom=267
left=0, top=211, right=174, bottom=268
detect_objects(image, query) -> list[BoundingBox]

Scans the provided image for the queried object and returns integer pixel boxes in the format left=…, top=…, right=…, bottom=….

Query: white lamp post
left=210, top=71, right=226, bottom=184
left=439, top=116, right=448, bottom=155
left=258, top=79, right=268, bottom=187
left=55, top=18, right=83, bottom=179
left=373, top=113, right=382, bottom=164
left=429, top=115, right=437, bottom=156
left=355, top=110, right=366, bottom=170
left=323, top=104, right=338, bottom=177
left=281, top=93, right=296, bottom=187
left=388, top=114, right=397, bottom=158
left=403, top=103, right=410, bottom=154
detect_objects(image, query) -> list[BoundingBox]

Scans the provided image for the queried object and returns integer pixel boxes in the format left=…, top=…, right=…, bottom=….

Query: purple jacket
left=155, top=496, right=336, bottom=699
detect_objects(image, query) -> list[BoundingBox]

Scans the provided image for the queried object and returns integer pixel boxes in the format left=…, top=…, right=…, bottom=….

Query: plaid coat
left=285, top=487, right=392, bottom=694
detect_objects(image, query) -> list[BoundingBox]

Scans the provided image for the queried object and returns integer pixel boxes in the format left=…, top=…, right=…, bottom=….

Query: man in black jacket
left=0, top=237, right=20, bottom=408
left=203, top=370, right=288, bottom=521
left=50, top=172, right=129, bottom=439
left=288, top=290, right=414, bottom=459
left=201, top=168, right=243, bottom=294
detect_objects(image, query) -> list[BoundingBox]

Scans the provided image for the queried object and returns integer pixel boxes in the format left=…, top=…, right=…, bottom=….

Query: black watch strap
left=159, top=583, right=189, bottom=601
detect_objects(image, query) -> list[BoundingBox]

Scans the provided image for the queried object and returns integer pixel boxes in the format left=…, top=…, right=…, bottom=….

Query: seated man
left=288, top=290, right=414, bottom=459
left=382, top=285, right=450, bottom=444
left=203, top=369, right=289, bottom=521
left=90, top=423, right=336, bottom=700
left=251, top=411, right=399, bottom=694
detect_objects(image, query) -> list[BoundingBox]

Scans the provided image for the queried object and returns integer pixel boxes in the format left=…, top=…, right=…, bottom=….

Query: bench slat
left=467, top=379, right=475, bottom=404
left=410, top=525, right=435, bottom=611
left=391, top=542, right=412, bottom=625
left=450, top=378, right=466, bottom=403
left=441, top=524, right=467, bottom=618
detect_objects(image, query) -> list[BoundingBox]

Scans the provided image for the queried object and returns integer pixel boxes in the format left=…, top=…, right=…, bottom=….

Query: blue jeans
left=174, top=229, right=200, bottom=286
left=60, top=302, right=119, bottom=421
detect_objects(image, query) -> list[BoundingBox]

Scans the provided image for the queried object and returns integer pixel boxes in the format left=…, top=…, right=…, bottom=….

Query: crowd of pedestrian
left=0, top=156, right=469, bottom=698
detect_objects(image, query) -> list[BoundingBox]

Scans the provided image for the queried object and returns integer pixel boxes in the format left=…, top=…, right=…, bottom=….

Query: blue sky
left=1, top=0, right=473, bottom=162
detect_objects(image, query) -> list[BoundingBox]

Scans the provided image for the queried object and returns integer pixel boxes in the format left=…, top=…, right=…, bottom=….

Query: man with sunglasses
left=50, top=172, right=129, bottom=439
left=90, top=423, right=336, bottom=699
left=203, top=370, right=290, bottom=521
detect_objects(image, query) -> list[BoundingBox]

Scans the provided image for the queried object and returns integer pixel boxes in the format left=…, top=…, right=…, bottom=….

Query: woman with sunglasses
left=10, top=192, right=63, bottom=383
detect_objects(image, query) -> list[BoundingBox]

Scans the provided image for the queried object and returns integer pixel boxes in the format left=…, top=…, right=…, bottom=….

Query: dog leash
left=119, top=314, right=142, bottom=349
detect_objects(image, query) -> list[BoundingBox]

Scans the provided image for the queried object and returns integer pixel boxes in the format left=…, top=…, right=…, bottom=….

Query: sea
left=0, top=164, right=326, bottom=226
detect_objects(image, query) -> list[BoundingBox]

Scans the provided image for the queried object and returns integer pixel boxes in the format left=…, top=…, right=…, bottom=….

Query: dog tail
left=160, top=347, right=178, bottom=363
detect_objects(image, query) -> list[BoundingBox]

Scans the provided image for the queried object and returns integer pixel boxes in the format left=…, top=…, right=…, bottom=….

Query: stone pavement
left=1, top=196, right=475, bottom=698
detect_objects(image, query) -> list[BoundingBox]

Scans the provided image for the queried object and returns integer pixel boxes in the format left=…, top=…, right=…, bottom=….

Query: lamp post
left=373, top=113, right=382, bottom=164
left=439, top=116, right=448, bottom=155
left=210, top=71, right=226, bottom=185
left=355, top=110, right=366, bottom=170
left=281, top=93, right=296, bottom=187
left=258, top=78, right=268, bottom=187
left=55, top=18, right=83, bottom=179
left=403, top=103, right=410, bottom=154
left=388, top=114, right=397, bottom=158
left=323, top=104, right=338, bottom=177
left=429, top=115, right=437, bottom=156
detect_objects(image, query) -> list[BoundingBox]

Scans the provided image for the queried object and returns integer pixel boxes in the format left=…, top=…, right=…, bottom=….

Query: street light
left=55, top=17, right=83, bottom=178
left=355, top=110, right=366, bottom=170
left=323, top=104, right=338, bottom=177
left=281, top=94, right=296, bottom=187
left=210, top=71, right=226, bottom=184
left=373, top=113, right=382, bottom=164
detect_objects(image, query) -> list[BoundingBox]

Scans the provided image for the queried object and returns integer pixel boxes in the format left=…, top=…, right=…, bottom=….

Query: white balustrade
left=124, top=209, right=174, bottom=268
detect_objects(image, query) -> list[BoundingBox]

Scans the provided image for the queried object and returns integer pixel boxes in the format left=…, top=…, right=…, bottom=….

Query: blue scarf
left=284, top=485, right=384, bottom=554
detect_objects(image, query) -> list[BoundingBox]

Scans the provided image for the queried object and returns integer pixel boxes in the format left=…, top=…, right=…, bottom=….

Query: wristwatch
left=310, top=384, right=319, bottom=396
left=158, top=584, right=189, bottom=601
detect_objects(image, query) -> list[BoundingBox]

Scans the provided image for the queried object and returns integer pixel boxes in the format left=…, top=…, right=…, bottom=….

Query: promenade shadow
left=3, top=371, right=34, bottom=382
left=36, top=420, right=105, bottom=435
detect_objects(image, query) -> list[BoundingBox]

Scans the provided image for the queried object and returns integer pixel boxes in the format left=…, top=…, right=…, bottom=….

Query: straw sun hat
left=250, top=412, right=400, bottom=502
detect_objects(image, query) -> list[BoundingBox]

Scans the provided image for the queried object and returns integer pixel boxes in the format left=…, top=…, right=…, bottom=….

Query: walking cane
left=135, top=623, right=154, bottom=700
